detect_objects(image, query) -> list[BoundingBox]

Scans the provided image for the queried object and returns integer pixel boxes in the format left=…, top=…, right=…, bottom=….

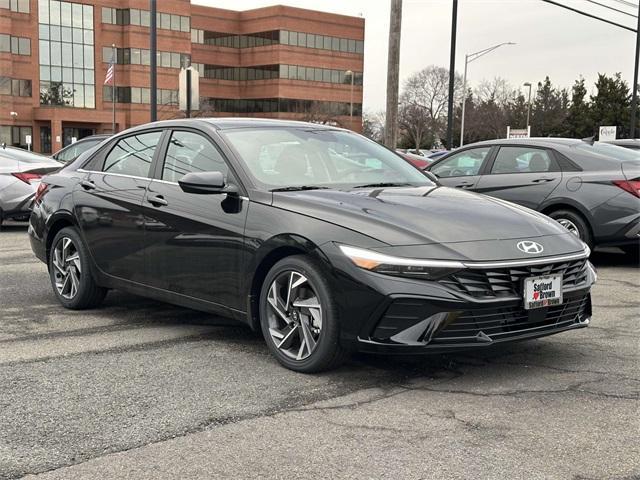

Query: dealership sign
left=599, top=126, right=616, bottom=141
left=507, top=126, right=530, bottom=139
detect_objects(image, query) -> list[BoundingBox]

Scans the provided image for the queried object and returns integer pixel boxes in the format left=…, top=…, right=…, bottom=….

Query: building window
left=0, top=0, right=29, bottom=13
left=0, top=33, right=30, bottom=55
left=0, top=125, right=33, bottom=149
left=197, top=64, right=362, bottom=85
left=102, top=7, right=187, bottom=31
left=0, top=77, right=32, bottom=96
left=102, top=46, right=190, bottom=69
left=39, top=1, right=94, bottom=108
left=198, top=97, right=362, bottom=117
left=103, top=86, right=177, bottom=105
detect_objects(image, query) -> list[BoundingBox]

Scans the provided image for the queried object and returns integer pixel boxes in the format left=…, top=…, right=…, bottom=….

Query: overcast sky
left=193, top=0, right=638, bottom=112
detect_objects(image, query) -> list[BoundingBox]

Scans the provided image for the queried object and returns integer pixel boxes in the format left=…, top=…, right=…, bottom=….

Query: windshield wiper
left=270, top=185, right=330, bottom=192
left=352, top=182, right=413, bottom=189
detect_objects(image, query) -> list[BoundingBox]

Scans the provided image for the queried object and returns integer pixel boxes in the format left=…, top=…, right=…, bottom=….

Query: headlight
left=338, top=245, right=464, bottom=280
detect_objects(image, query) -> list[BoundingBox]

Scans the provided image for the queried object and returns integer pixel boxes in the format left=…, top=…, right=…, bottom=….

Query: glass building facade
left=38, top=0, right=95, bottom=108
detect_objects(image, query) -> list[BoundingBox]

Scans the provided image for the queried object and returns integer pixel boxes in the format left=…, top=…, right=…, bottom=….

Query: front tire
left=49, top=227, right=107, bottom=309
left=259, top=255, right=348, bottom=373
left=548, top=209, right=592, bottom=248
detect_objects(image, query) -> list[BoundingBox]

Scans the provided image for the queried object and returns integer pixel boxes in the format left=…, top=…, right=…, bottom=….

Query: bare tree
left=362, top=110, right=385, bottom=142
left=476, top=77, right=515, bottom=107
left=401, top=66, right=462, bottom=141
left=398, top=103, right=430, bottom=152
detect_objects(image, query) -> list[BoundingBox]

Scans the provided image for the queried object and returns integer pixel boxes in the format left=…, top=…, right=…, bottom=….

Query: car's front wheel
left=259, top=255, right=348, bottom=373
left=49, top=227, right=107, bottom=309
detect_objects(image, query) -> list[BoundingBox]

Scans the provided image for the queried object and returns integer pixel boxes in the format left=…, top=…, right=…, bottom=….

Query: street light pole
left=459, top=54, right=469, bottom=148
left=523, top=82, right=532, bottom=131
left=459, top=42, right=515, bottom=147
left=630, top=8, right=640, bottom=138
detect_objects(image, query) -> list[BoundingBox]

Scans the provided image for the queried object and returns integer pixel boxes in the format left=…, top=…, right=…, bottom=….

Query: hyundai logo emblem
left=517, top=241, right=544, bottom=254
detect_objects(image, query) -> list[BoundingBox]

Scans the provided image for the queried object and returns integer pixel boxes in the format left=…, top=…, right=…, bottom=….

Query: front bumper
left=321, top=243, right=596, bottom=353
left=356, top=289, right=591, bottom=354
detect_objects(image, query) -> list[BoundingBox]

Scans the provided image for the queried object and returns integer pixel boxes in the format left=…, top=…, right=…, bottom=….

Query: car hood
left=272, top=186, right=584, bottom=255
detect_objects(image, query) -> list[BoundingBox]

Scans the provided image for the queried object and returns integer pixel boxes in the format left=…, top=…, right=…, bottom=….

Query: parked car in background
left=425, top=138, right=640, bottom=254
left=603, top=139, right=640, bottom=151
left=29, top=119, right=595, bottom=372
left=0, top=146, right=61, bottom=226
left=428, top=150, right=450, bottom=161
left=396, top=150, right=432, bottom=169
left=52, top=134, right=110, bottom=164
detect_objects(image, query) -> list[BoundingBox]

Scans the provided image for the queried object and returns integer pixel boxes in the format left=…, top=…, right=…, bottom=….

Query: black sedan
left=425, top=138, right=640, bottom=254
left=29, top=119, right=595, bottom=372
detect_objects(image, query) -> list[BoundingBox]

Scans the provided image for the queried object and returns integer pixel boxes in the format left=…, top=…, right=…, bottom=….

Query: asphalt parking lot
left=0, top=221, right=638, bottom=480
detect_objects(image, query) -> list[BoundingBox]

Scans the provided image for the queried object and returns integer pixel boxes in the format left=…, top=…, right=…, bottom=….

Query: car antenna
left=581, top=136, right=595, bottom=145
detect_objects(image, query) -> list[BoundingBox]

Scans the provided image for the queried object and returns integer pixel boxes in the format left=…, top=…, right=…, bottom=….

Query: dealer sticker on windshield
left=523, top=274, right=563, bottom=310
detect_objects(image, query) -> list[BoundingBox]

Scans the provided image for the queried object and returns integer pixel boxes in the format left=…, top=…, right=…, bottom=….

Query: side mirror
left=178, top=171, right=238, bottom=195
left=422, top=170, right=440, bottom=183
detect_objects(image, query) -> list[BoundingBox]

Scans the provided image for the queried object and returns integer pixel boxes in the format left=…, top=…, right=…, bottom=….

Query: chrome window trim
left=77, top=168, right=151, bottom=181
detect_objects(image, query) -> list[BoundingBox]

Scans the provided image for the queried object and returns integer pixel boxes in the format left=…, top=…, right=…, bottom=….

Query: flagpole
left=111, top=43, right=116, bottom=134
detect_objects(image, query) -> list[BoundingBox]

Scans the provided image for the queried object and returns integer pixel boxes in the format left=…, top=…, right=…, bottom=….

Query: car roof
left=0, top=146, right=56, bottom=163
left=463, top=137, right=587, bottom=148
left=76, top=134, right=111, bottom=141
left=605, top=139, right=640, bottom=147
left=120, top=117, right=346, bottom=133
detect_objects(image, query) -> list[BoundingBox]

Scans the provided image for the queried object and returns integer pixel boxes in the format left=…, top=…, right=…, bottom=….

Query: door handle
left=531, top=177, right=554, bottom=183
left=80, top=180, right=96, bottom=190
left=455, top=182, right=474, bottom=189
left=147, top=195, right=168, bottom=207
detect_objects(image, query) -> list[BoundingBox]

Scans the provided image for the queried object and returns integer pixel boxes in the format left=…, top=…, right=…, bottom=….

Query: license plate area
left=523, top=274, right=563, bottom=310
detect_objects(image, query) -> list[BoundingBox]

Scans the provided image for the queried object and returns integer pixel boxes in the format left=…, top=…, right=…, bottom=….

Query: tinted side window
left=103, top=131, right=161, bottom=177
left=431, top=147, right=491, bottom=177
left=491, top=147, right=554, bottom=174
left=162, top=131, right=229, bottom=182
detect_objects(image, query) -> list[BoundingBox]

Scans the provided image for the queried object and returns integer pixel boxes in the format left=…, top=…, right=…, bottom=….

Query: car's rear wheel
left=49, top=227, right=107, bottom=309
left=259, top=255, right=348, bottom=373
left=548, top=209, right=592, bottom=247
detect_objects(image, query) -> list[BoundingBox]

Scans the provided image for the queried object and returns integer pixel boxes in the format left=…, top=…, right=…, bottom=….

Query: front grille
left=431, top=293, right=590, bottom=345
left=440, top=259, right=588, bottom=299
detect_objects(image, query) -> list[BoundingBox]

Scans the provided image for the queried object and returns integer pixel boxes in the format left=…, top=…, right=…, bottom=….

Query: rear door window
left=102, top=131, right=162, bottom=177
left=491, top=147, right=556, bottom=174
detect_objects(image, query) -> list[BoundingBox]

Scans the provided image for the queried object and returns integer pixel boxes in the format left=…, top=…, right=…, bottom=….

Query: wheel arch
left=245, top=234, right=330, bottom=331
left=45, top=211, right=77, bottom=263
left=540, top=201, right=594, bottom=241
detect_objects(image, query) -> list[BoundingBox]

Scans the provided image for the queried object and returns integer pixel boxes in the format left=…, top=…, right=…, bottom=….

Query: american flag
left=104, top=58, right=114, bottom=85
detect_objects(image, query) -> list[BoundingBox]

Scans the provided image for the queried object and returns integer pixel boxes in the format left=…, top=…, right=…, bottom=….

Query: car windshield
left=221, top=127, right=433, bottom=190
left=576, top=142, right=640, bottom=162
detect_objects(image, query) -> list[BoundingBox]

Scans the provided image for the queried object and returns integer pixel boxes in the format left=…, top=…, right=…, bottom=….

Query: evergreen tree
left=563, top=78, right=593, bottom=138
left=531, top=76, right=567, bottom=137
left=589, top=73, right=630, bottom=138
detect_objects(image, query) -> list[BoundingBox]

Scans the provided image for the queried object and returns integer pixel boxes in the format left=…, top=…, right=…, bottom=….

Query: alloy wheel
left=557, top=218, right=581, bottom=238
left=52, top=237, right=82, bottom=300
left=266, top=271, right=323, bottom=361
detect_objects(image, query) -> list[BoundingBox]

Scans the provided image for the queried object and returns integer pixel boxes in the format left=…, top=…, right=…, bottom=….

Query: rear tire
left=49, top=227, right=107, bottom=309
left=548, top=209, right=592, bottom=248
left=259, top=255, right=348, bottom=373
